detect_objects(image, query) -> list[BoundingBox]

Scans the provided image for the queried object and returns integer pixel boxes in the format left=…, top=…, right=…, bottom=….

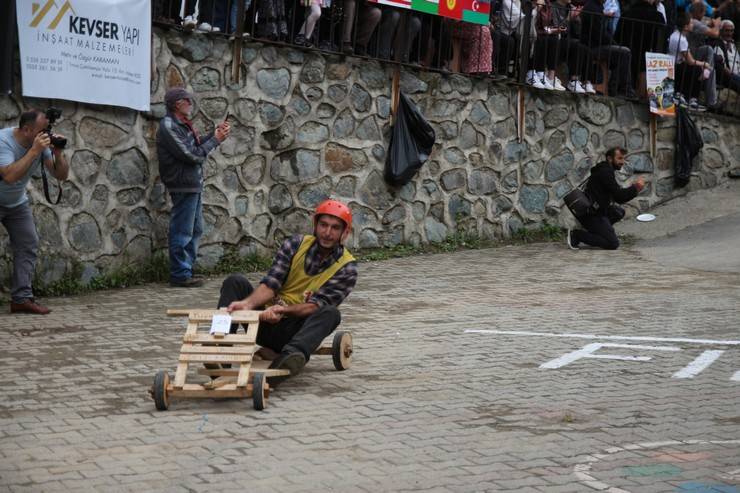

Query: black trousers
left=572, top=213, right=620, bottom=250
left=217, top=274, right=342, bottom=360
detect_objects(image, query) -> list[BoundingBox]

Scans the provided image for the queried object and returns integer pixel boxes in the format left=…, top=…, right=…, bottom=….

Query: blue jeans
left=229, top=0, right=252, bottom=33
left=168, top=192, right=203, bottom=282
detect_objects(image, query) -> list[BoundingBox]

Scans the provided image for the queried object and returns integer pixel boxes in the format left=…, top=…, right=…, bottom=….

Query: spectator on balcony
left=453, top=22, right=493, bottom=74
left=531, top=0, right=595, bottom=91
left=550, top=0, right=597, bottom=92
left=256, top=0, right=289, bottom=40
left=603, top=0, right=620, bottom=35
left=180, top=0, right=222, bottom=32
left=714, top=20, right=740, bottom=92
left=227, top=0, right=253, bottom=34
left=669, top=11, right=711, bottom=109
left=580, top=0, right=636, bottom=97
left=496, top=0, right=536, bottom=79
left=153, top=0, right=183, bottom=24
left=616, top=0, right=666, bottom=93
left=687, top=0, right=721, bottom=107
left=295, top=0, right=330, bottom=46
left=341, top=0, right=382, bottom=55
left=377, top=9, right=422, bottom=63
left=717, top=0, right=740, bottom=42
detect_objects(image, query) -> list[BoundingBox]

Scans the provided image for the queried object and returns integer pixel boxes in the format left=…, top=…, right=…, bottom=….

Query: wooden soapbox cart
left=150, top=309, right=353, bottom=411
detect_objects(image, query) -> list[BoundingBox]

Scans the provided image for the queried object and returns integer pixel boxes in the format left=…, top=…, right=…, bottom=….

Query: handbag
left=563, top=178, right=592, bottom=218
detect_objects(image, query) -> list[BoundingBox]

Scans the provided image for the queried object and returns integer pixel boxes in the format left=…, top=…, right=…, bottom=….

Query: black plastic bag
left=384, top=92, right=436, bottom=186
left=674, top=106, right=703, bottom=188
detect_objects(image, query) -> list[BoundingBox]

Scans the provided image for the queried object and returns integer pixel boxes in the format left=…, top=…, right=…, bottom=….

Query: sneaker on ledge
left=196, top=22, right=213, bottom=32
left=582, top=81, right=596, bottom=94
left=182, top=15, right=197, bottom=30
left=549, top=76, right=567, bottom=91
left=567, top=80, right=587, bottom=93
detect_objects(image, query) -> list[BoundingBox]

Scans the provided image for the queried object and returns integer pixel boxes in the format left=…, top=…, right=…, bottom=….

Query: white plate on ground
left=636, top=213, right=656, bottom=222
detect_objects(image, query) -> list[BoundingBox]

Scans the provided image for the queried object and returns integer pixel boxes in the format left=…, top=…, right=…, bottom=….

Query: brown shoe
left=169, top=278, right=203, bottom=288
left=10, top=299, right=51, bottom=315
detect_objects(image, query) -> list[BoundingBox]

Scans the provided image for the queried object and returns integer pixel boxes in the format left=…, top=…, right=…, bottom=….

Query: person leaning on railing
left=340, top=0, right=381, bottom=55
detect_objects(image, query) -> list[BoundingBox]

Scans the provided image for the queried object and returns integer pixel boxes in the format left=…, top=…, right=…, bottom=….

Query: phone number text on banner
left=369, top=0, right=491, bottom=25
left=16, top=0, right=151, bottom=111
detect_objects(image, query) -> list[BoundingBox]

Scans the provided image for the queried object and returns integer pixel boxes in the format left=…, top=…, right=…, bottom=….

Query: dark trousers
left=217, top=274, right=342, bottom=360
left=676, top=62, right=703, bottom=100
left=493, top=30, right=518, bottom=76
left=572, top=213, right=620, bottom=250
left=591, top=44, right=632, bottom=94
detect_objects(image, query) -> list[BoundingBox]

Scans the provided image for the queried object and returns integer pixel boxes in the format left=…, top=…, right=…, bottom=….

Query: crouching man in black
left=567, top=147, right=645, bottom=250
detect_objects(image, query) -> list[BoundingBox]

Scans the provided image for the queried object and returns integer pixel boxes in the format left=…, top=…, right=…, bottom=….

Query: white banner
left=16, top=0, right=151, bottom=111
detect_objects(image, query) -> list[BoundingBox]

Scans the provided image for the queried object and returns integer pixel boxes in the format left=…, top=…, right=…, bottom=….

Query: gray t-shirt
left=688, top=18, right=710, bottom=50
left=0, top=127, right=52, bottom=208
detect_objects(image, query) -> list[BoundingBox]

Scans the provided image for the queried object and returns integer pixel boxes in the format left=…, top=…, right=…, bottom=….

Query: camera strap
left=41, top=157, right=62, bottom=205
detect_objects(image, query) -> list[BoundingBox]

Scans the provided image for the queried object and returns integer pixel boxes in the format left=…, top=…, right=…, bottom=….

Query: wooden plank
left=167, top=309, right=261, bottom=324
left=314, top=347, right=332, bottom=355
left=182, top=334, right=256, bottom=344
left=236, top=362, right=250, bottom=387
left=184, top=321, right=199, bottom=337
left=173, top=362, right=189, bottom=388
left=178, top=353, right=252, bottom=363
left=169, top=383, right=251, bottom=398
left=197, top=365, right=290, bottom=377
left=179, top=345, right=253, bottom=355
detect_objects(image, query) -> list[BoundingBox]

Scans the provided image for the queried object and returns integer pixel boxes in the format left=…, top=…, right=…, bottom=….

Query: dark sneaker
left=170, top=278, right=204, bottom=288
left=566, top=229, right=579, bottom=250
left=267, top=352, right=306, bottom=387
left=10, top=299, right=51, bottom=315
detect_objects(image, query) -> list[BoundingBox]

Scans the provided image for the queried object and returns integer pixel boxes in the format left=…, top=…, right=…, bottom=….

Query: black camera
left=44, top=107, right=67, bottom=149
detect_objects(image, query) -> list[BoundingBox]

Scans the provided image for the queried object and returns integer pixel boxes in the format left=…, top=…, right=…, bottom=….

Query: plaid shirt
left=261, top=234, right=358, bottom=308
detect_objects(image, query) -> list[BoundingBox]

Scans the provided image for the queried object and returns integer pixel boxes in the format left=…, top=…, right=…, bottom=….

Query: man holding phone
left=567, top=147, right=645, bottom=250
left=157, top=87, right=231, bottom=287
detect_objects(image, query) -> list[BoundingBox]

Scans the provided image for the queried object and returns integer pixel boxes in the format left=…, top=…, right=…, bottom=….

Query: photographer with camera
left=0, top=109, right=69, bottom=314
left=157, top=87, right=230, bottom=288
left=566, top=147, right=644, bottom=251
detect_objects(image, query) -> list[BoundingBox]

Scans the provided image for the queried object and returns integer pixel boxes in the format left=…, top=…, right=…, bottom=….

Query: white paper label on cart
left=210, top=314, right=232, bottom=335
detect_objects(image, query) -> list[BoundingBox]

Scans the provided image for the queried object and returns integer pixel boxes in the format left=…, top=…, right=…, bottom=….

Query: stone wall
left=1, top=29, right=739, bottom=288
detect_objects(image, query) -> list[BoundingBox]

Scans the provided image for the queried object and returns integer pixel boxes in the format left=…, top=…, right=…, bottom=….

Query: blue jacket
left=156, top=114, right=219, bottom=193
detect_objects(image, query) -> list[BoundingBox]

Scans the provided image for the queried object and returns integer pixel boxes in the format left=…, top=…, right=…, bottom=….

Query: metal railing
left=151, top=0, right=740, bottom=117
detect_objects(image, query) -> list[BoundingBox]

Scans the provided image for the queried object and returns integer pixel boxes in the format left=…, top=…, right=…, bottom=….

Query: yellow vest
left=277, top=235, right=355, bottom=305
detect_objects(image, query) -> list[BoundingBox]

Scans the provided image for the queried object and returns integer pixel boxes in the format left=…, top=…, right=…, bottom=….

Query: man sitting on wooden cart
left=218, top=199, right=358, bottom=385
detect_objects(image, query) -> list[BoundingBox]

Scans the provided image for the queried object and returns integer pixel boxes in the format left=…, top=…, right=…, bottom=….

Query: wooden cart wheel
left=253, top=372, right=267, bottom=411
left=153, top=370, right=170, bottom=411
left=332, top=330, right=353, bottom=371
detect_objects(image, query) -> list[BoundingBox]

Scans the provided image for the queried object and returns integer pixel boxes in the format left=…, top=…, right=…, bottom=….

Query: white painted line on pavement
left=540, top=343, right=680, bottom=369
left=465, top=329, right=740, bottom=346
left=672, top=350, right=725, bottom=379
left=732, top=370, right=740, bottom=382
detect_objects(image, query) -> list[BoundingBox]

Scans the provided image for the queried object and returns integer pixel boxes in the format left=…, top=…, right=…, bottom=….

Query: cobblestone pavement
left=1, top=243, right=738, bottom=492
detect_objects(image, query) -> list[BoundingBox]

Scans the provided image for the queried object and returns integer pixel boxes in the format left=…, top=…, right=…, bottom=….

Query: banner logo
left=446, top=0, right=455, bottom=9
left=31, top=0, right=76, bottom=30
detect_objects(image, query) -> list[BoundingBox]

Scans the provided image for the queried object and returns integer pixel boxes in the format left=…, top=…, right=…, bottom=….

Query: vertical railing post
left=518, top=0, right=533, bottom=84
left=231, top=0, right=247, bottom=84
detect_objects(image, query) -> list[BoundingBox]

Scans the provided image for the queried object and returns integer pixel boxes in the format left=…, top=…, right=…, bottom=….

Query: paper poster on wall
left=645, top=52, right=675, bottom=117
left=16, top=0, right=151, bottom=111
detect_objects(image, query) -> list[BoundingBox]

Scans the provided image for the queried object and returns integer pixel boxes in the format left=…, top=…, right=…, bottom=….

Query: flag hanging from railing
left=371, top=0, right=490, bottom=25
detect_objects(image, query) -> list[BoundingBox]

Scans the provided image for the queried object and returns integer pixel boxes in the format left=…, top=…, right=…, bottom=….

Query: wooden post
left=231, top=0, right=247, bottom=84
left=650, top=113, right=657, bottom=158
left=391, top=65, right=401, bottom=126
left=517, top=87, right=525, bottom=143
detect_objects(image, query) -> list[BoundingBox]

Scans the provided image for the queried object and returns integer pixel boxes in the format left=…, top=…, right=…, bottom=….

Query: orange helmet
left=314, top=199, right=352, bottom=232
